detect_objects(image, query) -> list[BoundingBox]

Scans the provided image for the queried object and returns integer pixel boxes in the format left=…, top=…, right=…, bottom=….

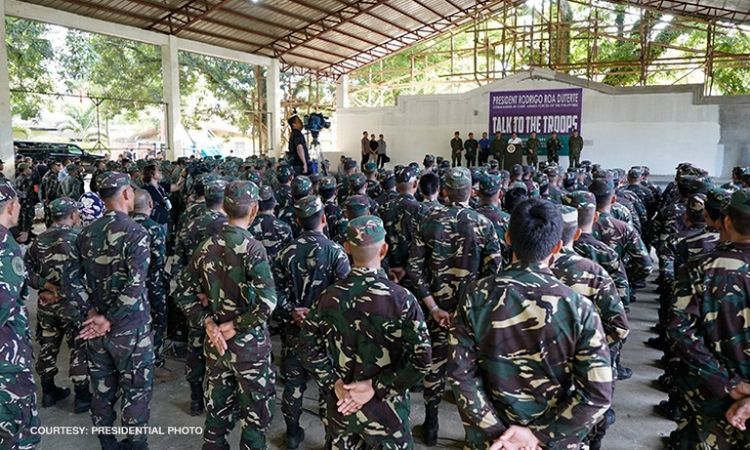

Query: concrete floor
left=27, top=280, right=674, bottom=449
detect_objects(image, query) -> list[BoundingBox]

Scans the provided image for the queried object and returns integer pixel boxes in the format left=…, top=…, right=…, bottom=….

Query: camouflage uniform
left=275, top=196, right=351, bottom=442
left=300, top=216, right=432, bottom=449
left=14, top=168, right=35, bottom=238
left=278, top=176, right=313, bottom=238
left=407, top=168, right=503, bottom=413
left=0, top=183, right=40, bottom=450
left=59, top=165, right=84, bottom=201
left=593, top=211, right=653, bottom=288
left=41, top=169, right=61, bottom=227
left=25, top=199, right=89, bottom=393
left=667, top=191, right=750, bottom=448
left=176, top=181, right=277, bottom=450
left=132, top=211, right=168, bottom=367
left=475, top=173, right=512, bottom=263
left=75, top=173, right=154, bottom=448
left=448, top=260, right=613, bottom=450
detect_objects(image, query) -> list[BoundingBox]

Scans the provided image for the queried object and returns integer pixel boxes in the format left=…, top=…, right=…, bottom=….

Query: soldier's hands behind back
left=205, top=318, right=227, bottom=356
left=79, top=314, right=111, bottom=340
left=730, top=381, right=750, bottom=400
left=292, top=308, right=310, bottom=326
left=197, top=293, right=209, bottom=307
left=431, top=308, right=452, bottom=328
left=726, top=397, right=750, bottom=430
left=489, top=426, right=541, bottom=450
left=218, top=321, right=236, bottom=340
left=39, top=290, right=60, bottom=306
left=337, top=379, right=375, bottom=416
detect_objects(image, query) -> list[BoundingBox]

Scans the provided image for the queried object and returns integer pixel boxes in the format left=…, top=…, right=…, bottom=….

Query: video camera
left=304, top=112, right=331, bottom=141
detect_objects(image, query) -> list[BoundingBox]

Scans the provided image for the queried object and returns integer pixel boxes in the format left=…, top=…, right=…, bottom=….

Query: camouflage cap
left=343, top=158, right=357, bottom=170
left=98, top=172, right=131, bottom=191
left=479, top=173, right=502, bottom=196
left=292, top=175, right=313, bottom=197
left=706, top=187, right=732, bottom=212
left=344, top=195, right=371, bottom=217
left=512, top=164, right=523, bottom=176
left=258, top=185, right=276, bottom=204
left=509, top=181, right=528, bottom=192
left=380, top=170, right=396, bottom=189
left=560, top=205, right=578, bottom=225
left=309, top=173, right=321, bottom=184
left=319, top=176, right=337, bottom=191
left=687, top=193, right=707, bottom=214
left=66, top=163, right=79, bottom=173
left=443, top=167, right=472, bottom=190
left=589, top=179, right=614, bottom=198
left=346, top=215, right=386, bottom=246
left=349, top=172, right=367, bottom=191
left=726, top=189, right=750, bottom=214
left=17, top=163, right=30, bottom=171
left=396, top=166, right=418, bottom=184
left=49, top=197, right=79, bottom=218
left=562, top=190, right=596, bottom=210
left=224, top=180, right=259, bottom=206
left=294, top=195, right=324, bottom=219
left=489, top=160, right=499, bottom=169
left=544, top=166, right=559, bottom=177
left=363, top=161, right=378, bottom=174
left=423, top=154, right=435, bottom=165
left=627, top=167, right=643, bottom=178
left=0, top=180, right=18, bottom=202
left=205, top=180, right=227, bottom=201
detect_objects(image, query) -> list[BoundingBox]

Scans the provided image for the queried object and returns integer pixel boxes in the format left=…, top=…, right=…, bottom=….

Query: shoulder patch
left=12, top=256, right=25, bottom=276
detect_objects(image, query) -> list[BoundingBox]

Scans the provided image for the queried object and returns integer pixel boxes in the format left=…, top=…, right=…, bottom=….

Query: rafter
left=147, top=0, right=233, bottom=34
left=608, top=0, right=750, bottom=24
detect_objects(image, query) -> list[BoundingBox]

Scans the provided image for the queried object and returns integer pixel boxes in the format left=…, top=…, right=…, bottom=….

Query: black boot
left=74, top=384, right=92, bottom=414
left=422, top=406, right=439, bottom=446
left=189, top=382, right=204, bottom=416
left=41, top=377, right=70, bottom=407
left=285, top=422, right=305, bottom=450
left=98, top=435, right=121, bottom=450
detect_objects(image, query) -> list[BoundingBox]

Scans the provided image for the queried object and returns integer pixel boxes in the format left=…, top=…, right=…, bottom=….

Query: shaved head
left=133, top=188, right=153, bottom=213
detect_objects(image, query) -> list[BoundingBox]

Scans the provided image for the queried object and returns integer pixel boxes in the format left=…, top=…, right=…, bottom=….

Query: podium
left=502, top=143, right=523, bottom=170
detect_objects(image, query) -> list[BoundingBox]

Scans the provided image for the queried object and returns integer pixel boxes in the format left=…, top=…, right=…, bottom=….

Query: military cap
left=380, top=171, right=396, bottom=189
left=277, top=164, right=294, bottom=179
left=205, top=180, right=227, bottom=201
left=294, top=195, right=324, bottom=219
left=49, top=197, right=79, bottom=218
left=17, top=163, right=30, bottom=171
left=560, top=205, right=578, bottom=225
left=349, top=172, right=367, bottom=191
left=247, top=170, right=261, bottom=185
left=439, top=160, right=451, bottom=169
left=443, top=167, right=472, bottom=190
left=292, top=175, right=313, bottom=197
left=562, top=190, right=597, bottom=210
left=258, top=185, right=276, bottom=204
left=489, top=160, right=499, bottom=169
left=589, top=179, right=614, bottom=198
left=224, top=180, right=259, bottom=206
left=0, top=180, right=17, bottom=202
left=309, top=173, right=321, bottom=185
left=726, top=189, right=750, bottom=214
left=67, top=163, right=81, bottom=173
left=319, top=176, right=337, bottom=191
left=706, top=188, right=732, bottom=212
left=470, top=168, right=482, bottom=185
left=363, top=162, right=377, bottom=174
left=499, top=170, right=510, bottom=180
left=628, top=167, right=643, bottom=179
left=687, top=193, right=707, bottom=214
left=98, top=172, right=130, bottom=191
left=423, top=154, right=435, bottom=165
left=346, top=215, right=386, bottom=246
left=509, top=181, right=528, bottom=192
left=409, top=162, right=420, bottom=171
left=344, top=195, right=371, bottom=217
left=343, top=158, right=358, bottom=170
left=396, top=166, right=418, bottom=184
left=479, top=173, right=502, bottom=196
left=512, top=164, right=523, bottom=176
left=544, top=166, right=559, bottom=177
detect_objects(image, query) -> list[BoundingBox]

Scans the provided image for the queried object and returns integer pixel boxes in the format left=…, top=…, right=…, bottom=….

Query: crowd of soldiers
left=1, top=146, right=750, bottom=450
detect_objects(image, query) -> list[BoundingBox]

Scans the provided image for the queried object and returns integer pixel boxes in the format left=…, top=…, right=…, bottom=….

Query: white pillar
left=266, top=58, right=282, bottom=157
left=0, top=0, right=14, bottom=179
left=336, top=74, right=349, bottom=110
left=162, top=35, right=182, bottom=160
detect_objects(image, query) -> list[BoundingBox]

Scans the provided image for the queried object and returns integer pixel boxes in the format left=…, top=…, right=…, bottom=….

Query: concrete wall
left=719, top=103, right=750, bottom=176
left=334, top=69, right=730, bottom=176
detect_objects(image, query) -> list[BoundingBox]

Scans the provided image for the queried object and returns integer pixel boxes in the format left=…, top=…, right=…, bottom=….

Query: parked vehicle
left=14, top=141, right=105, bottom=166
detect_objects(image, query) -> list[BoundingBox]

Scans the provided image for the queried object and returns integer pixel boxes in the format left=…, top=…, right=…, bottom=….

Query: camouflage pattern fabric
left=25, top=223, right=88, bottom=386
left=300, top=267, right=432, bottom=449
left=75, top=210, right=155, bottom=445
left=573, top=232, right=631, bottom=301
left=176, top=222, right=277, bottom=449
left=379, top=192, right=421, bottom=281
left=593, top=211, right=653, bottom=286
left=0, top=224, right=40, bottom=450
left=448, top=261, right=613, bottom=450
left=59, top=174, right=83, bottom=201
left=475, top=203, right=512, bottom=264
left=14, top=173, right=35, bottom=237
left=323, top=199, right=344, bottom=242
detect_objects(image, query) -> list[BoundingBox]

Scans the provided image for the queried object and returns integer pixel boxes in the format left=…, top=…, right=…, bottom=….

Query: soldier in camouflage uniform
left=348, top=172, right=379, bottom=215
left=275, top=195, right=351, bottom=449
left=0, top=181, right=41, bottom=450
left=412, top=172, right=442, bottom=231
left=319, top=176, right=343, bottom=242
left=667, top=189, right=750, bottom=449
left=278, top=175, right=313, bottom=238
left=250, top=185, right=293, bottom=272
left=74, top=172, right=155, bottom=450
left=374, top=170, right=398, bottom=206
left=130, top=189, right=168, bottom=370
left=448, top=198, right=613, bottom=450
left=563, top=191, right=631, bottom=302
left=336, top=159, right=358, bottom=204
left=14, top=163, right=35, bottom=243
left=475, top=172, right=512, bottom=264
left=60, top=164, right=84, bottom=201
left=275, top=164, right=295, bottom=213
left=337, top=195, right=375, bottom=246
left=25, top=197, right=92, bottom=414
left=379, top=166, right=422, bottom=287
left=300, top=215, right=432, bottom=449
left=362, top=162, right=381, bottom=200
left=407, top=167, right=503, bottom=445
left=553, top=205, right=629, bottom=450
left=175, top=181, right=277, bottom=450
left=41, top=161, right=62, bottom=227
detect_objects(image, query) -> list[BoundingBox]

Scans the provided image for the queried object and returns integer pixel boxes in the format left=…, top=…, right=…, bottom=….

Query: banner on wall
left=488, top=88, right=583, bottom=156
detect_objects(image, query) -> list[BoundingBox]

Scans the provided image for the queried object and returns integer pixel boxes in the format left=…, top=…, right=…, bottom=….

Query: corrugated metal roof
left=13, top=0, right=750, bottom=77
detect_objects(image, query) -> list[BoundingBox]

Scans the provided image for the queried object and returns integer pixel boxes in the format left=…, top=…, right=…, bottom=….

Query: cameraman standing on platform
left=289, top=115, right=311, bottom=176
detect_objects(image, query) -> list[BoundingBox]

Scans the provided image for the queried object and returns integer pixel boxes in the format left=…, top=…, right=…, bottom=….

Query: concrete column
left=162, top=35, right=182, bottom=160
left=336, top=74, right=349, bottom=109
left=266, top=58, right=282, bottom=156
left=0, top=0, right=14, bottom=179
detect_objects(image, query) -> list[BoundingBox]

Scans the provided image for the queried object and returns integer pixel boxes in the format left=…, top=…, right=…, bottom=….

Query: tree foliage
left=6, top=17, right=54, bottom=120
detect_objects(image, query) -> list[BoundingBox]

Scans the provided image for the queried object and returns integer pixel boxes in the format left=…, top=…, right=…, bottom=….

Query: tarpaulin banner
left=488, top=88, right=583, bottom=156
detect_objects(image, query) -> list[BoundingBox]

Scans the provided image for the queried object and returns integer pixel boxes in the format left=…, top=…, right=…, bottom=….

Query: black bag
left=383, top=155, right=391, bottom=163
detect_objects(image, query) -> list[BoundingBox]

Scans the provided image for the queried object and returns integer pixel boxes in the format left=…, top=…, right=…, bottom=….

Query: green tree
left=6, top=17, right=54, bottom=120
left=58, top=103, right=107, bottom=147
